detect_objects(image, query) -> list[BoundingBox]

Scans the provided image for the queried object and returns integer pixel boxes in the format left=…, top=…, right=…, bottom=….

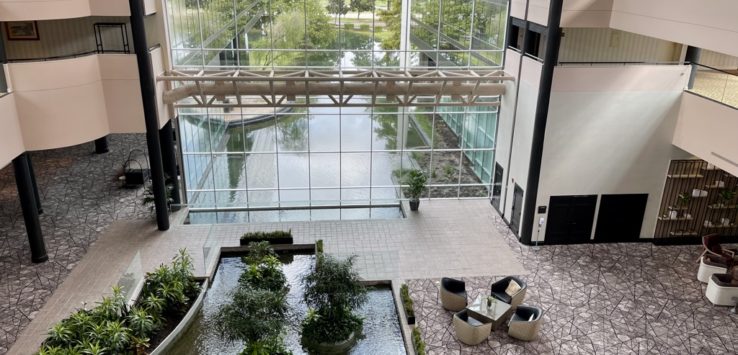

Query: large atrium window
left=165, top=0, right=508, bottom=222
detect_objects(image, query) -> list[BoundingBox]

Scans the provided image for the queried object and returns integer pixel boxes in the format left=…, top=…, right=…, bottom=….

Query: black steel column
left=685, top=46, right=702, bottom=90
left=94, top=136, right=109, bottom=154
left=13, top=153, right=48, bottom=263
left=0, top=30, right=7, bottom=93
left=129, top=0, right=169, bottom=230
left=159, top=120, right=182, bottom=210
left=520, top=0, right=564, bottom=245
left=26, top=154, right=43, bottom=214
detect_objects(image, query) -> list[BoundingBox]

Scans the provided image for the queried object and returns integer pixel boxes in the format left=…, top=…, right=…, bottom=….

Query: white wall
left=535, top=65, right=691, bottom=241
left=498, top=56, right=541, bottom=231
left=0, top=0, right=129, bottom=21
left=673, top=92, right=738, bottom=178
left=559, top=28, right=680, bottom=63
left=6, top=54, right=148, bottom=151
left=561, top=0, right=613, bottom=28
left=610, top=0, right=738, bottom=58
left=1, top=17, right=133, bottom=61
left=0, top=93, right=24, bottom=169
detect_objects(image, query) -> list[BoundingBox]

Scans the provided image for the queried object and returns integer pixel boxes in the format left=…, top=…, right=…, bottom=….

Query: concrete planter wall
left=150, top=279, right=209, bottom=355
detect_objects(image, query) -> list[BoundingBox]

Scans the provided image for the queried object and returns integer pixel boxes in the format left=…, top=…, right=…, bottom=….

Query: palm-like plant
left=127, top=308, right=155, bottom=338
left=45, top=323, right=74, bottom=347
left=78, top=340, right=107, bottom=355
left=104, top=320, right=131, bottom=353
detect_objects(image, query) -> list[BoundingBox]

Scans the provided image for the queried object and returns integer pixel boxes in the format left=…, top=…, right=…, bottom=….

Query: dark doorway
left=545, top=195, right=598, bottom=244
left=595, top=194, right=648, bottom=242
left=510, top=184, right=524, bottom=235
left=491, top=163, right=504, bottom=211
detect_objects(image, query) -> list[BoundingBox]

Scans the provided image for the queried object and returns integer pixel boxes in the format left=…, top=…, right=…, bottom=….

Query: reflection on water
left=169, top=256, right=406, bottom=354
left=180, top=100, right=424, bottom=212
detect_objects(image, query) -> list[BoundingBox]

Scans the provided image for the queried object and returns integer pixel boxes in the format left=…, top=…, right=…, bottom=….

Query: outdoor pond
left=169, top=253, right=406, bottom=354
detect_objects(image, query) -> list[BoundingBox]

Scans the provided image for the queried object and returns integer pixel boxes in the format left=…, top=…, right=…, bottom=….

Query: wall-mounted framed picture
left=5, top=21, right=40, bottom=41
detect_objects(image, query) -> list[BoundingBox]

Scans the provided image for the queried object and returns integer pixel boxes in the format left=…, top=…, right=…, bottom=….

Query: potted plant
left=717, top=189, right=736, bottom=207
left=676, top=192, right=691, bottom=209
left=404, top=169, right=427, bottom=211
left=301, top=255, right=367, bottom=353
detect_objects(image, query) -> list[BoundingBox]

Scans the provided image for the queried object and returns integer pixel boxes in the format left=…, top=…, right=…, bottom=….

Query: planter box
left=239, top=236, right=294, bottom=245
left=406, top=313, right=415, bottom=325
left=150, top=279, right=208, bottom=354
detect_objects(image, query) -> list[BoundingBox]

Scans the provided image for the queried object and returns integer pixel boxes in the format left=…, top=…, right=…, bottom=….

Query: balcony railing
left=689, top=64, right=738, bottom=109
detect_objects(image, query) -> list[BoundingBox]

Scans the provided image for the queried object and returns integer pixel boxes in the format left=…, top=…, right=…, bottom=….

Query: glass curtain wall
left=166, top=0, right=508, bottom=222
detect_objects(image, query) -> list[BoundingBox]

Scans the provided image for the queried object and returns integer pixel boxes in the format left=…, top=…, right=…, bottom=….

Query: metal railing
left=689, top=63, right=738, bottom=109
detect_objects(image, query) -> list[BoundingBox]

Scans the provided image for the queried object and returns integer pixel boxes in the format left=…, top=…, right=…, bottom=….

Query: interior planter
left=306, top=332, right=358, bottom=354
left=239, top=236, right=294, bottom=245
left=149, top=279, right=208, bottom=354
left=409, top=200, right=420, bottom=211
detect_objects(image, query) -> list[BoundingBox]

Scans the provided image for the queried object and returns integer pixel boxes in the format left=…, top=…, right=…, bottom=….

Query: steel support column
left=130, top=0, right=169, bottom=230
left=520, top=0, right=563, bottom=245
left=26, top=154, right=43, bottom=214
left=685, top=46, right=702, bottom=90
left=94, top=136, right=109, bottom=154
left=13, top=153, right=48, bottom=263
left=159, top=120, right=182, bottom=210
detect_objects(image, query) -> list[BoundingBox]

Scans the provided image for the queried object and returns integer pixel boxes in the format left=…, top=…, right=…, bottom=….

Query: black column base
left=94, top=136, right=109, bottom=154
left=32, top=254, right=49, bottom=263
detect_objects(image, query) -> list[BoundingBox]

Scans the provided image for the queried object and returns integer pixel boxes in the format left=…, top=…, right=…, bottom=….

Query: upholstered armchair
left=698, top=254, right=730, bottom=283
left=706, top=271, right=738, bottom=306
left=508, top=305, right=543, bottom=341
left=452, top=309, right=492, bottom=345
left=699, top=233, right=737, bottom=264
left=440, top=277, right=467, bottom=311
left=490, top=276, right=527, bottom=309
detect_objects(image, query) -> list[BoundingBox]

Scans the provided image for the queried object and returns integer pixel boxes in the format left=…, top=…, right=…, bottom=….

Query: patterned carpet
left=408, top=214, right=738, bottom=354
left=0, top=134, right=150, bottom=354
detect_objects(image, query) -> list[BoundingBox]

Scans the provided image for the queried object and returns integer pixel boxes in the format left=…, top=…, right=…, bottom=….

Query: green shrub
left=301, top=255, right=367, bottom=345
left=412, top=327, right=426, bottom=355
left=243, top=241, right=278, bottom=265
left=40, top=250, right=199, bottom=354
left=359, top=24, right=370, bottom=31
left=216, top=287, right=289, bottom=343
left=240, top=335, right=293, bottom=355
left=400, top=284, right=414, bottom=319
left=240, top=230, right=292, bottom=241
left=344, top=23, right=354, bottom=30
left=316, top=239, right=324, bottom=254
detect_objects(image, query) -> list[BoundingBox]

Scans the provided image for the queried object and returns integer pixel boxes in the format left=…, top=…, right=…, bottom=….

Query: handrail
left=6, top=50, right=132, bottom=64
left=691, top=63, right=738, bottom=77
left=558, top=61, right=684, bottom=66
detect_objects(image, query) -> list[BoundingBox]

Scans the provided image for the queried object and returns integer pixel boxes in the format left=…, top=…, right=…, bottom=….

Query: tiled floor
left=0, top=135, right=149, bottom=354
left=407, top=213, right=738, bottom=354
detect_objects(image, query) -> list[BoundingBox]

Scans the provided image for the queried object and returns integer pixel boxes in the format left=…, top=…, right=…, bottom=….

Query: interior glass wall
left=166, top=0, right=508, bottom=221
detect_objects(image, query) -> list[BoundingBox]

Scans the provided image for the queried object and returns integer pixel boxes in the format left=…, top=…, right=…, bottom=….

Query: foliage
left=302, top=254, right=367, bottom=344
left=40, top=250, right=199, bottom=354
left=719, top=189, right=736, bottom=203
left=326, top=0, right=349, bottom=16
left=403, top=169, right=428, bottom=200
left=216, top=287, right=289, bottom=343
left=378, top=0, right=401, bottom=50
left=677, top=192, right=691, bottom=206
left=350, top=0, right=374, bottom=18
left=218, top=243, right=292, bottom=353
left=142, top=182, right=175, bottom=211
left=316, top=239, right=324, bottom=254
left=400, top=284, right=414, bottom=319
left=240, top=230, right=293, bottom=242
left=412, top=327, right=426, bottom=355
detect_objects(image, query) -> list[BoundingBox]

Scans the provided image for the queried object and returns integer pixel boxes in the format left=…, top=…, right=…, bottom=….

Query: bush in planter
left=301, top=255, right=367, bottom=347
left=240, top=230, right=294, bottom=245
left=403, top=169, right=427, bottom=211
left=218, top=243, right=293, bottom=354
left=412, top=327, right=426, bottom=355
left=239, top=242, right=289, bottom=293
left=400, top=284, right=415, bottom=324
left=40, top=250, right=200, bottom=354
